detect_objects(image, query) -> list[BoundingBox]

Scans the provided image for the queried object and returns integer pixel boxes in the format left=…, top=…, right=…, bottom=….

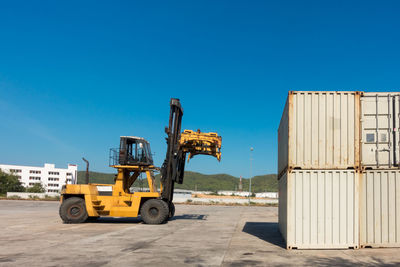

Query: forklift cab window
left=119, top=137, right=153, bottom=166
left=138, top=142, right=145, bottom=161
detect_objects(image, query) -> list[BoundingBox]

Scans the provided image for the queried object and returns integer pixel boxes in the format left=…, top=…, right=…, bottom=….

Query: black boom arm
left=160, top=98, right=187, bottom=202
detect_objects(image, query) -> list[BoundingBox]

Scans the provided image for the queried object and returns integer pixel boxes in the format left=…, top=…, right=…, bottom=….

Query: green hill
left=77, top=171, right=278, bottom=192
left=77, top=171, right=115, bottom=184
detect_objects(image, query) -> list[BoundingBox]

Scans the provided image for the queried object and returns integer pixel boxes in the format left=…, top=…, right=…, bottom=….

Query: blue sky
left=0, top=0, right=399, bottom=176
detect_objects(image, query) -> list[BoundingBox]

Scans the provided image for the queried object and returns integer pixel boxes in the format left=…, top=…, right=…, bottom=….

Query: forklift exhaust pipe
left=82, top=157, right=89, bottom=184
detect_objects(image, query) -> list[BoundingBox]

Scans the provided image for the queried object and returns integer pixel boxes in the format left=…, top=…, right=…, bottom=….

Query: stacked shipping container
left=359, top=93, right=400, bottom=248
left=278, top=91, right=400, bottom=249
left=278, top=91, right=361, bottom=249
left=360, top=170, right=400, bottom=247
left=278, top=91, right=360, bottom=176
left=360, top=93, right=400, bottom=168
left=279, top=169, right=359, bottom=249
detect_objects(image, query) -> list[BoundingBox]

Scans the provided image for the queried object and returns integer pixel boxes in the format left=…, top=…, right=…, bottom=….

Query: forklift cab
left=118, top=136, right=153, bottom=166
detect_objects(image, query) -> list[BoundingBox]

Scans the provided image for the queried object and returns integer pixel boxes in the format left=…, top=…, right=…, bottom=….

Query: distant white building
left=216, top=191, right=279, bottom=198
left=217, top=190, right=252, bottom=197
left=255, top=192, right=279, bottom=199
left=0, top=163, right=77, bottom=193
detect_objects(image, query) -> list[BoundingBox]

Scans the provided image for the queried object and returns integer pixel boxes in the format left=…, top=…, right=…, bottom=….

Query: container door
left=361, top=93, right=400, bottom=168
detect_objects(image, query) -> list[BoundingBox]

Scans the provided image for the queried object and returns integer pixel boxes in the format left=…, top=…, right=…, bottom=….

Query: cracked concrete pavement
left=0, top=200, right=399, bottom=266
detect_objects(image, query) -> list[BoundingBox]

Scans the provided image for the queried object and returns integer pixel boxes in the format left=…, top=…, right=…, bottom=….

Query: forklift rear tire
left=59, top=197, right=88, bottom=224
left=140, top=199, right=169, bottom=224
left=169, top=202, right=175, bottom=219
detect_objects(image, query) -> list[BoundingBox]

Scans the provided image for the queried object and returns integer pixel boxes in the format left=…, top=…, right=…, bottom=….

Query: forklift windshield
left=117, top=136, right=153, bottom=166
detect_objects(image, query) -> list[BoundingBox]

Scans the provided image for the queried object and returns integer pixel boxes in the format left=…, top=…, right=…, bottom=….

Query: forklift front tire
left=59, top=197, right=88, bottom=224
left=140, top=199, right=169, bottom=224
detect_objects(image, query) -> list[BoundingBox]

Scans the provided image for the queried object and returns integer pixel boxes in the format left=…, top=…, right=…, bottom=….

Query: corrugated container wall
left=361, top=93, right=400, bottom=169
left=278, top=174, right=288, bottom=243
left=360, top=170, right=400, bottom=247
left=278, top=91, right=361, bottom=177
left=278, top=170, right=359, bottom=249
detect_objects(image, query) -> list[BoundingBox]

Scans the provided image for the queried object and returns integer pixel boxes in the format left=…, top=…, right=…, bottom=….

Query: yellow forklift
left=59, top=98, right=221, bottom=224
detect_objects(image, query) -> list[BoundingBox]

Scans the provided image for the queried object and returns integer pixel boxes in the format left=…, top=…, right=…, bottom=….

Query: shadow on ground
left=242, top=222, right=285, bottom=248
left=240, top=222, right=400, bottom=267
left=170, top=214, right=207, bottom=221
left=227, top=256, right=400, bottom=267
left=299, top=256, right=400, bottom=267
left=86, top=214, right=207, bottom=224
left=88, top=217, right=142, bottom=224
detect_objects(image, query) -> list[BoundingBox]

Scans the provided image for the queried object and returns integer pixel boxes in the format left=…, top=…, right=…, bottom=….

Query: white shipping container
left=278, top=169, right=359, bottom=249
left=360, top=170, right=400, bottom=247
left=278, top=91, right=360, bottom=176
left=360, top=92, right=400, bottom=169
left=278, top=173, right=288, bottom=243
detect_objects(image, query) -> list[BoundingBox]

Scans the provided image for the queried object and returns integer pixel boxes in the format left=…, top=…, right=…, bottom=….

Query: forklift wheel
left=169, top=202, right=175, bottom=219
left=59, top=197, right=88, bottom=224
left=140, top=199, right=169, bottom=224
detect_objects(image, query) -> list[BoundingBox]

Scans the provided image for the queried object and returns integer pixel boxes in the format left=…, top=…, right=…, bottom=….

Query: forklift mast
left=160, top=98, right=185, bottom=202
left=160, top=98, right=222, bottom=203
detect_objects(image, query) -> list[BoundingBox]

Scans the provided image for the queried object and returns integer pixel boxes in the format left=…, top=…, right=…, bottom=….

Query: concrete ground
left=0, top=200, right=399, bottom=266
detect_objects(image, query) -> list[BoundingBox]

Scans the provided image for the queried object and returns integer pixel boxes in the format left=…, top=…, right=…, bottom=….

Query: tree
left=26, top=182, right=46, bottom=193
left=0, top=170, right=25, bottom=194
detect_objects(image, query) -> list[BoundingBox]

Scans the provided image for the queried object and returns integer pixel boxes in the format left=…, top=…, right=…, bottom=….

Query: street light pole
left=249, top=147, right=254, bottom=204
